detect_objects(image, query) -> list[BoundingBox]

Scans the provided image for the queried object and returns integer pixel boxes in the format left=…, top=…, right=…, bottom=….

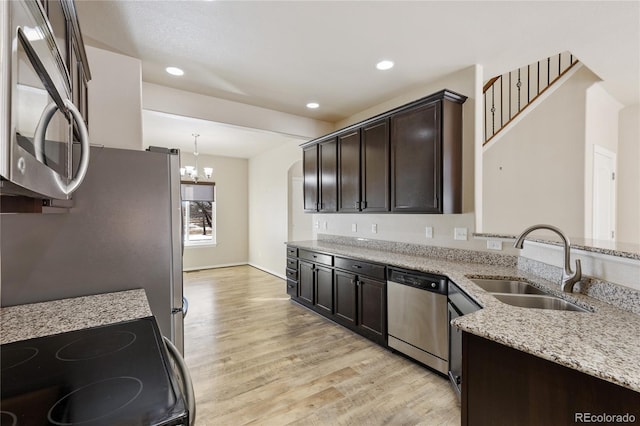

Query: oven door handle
left=33, top=99, right=90, bottom=196
left=163, top=336, right=196, bottom=426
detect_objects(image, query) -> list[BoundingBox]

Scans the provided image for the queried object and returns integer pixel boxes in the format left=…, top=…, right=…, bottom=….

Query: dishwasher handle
left=163, top=336, right=196, bottom=426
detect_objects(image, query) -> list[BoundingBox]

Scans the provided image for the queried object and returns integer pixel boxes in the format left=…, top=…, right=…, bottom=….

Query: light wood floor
left=183, top=265, right=460, bottom=426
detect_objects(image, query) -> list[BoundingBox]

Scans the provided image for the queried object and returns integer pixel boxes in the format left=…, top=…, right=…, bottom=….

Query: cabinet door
left=298, top=260, right=315, bottom=305
left=390, top=101, right=441, bottom=213
left=314, top=265, right=334, bottom=315
left=361, top=119, right=390, bottom=212
left=303, top=145, right=319, bottom=212
left=334, top=270, right=357, bottom=327
left=319, top=139, right=337, bottom=212
left=337, top=130, right=361, bottom=212
left=358, top=277, right=387, bottom=343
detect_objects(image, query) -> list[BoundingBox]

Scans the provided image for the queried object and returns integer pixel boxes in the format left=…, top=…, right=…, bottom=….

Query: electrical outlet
left=371, top=224, right=378, bottom=233
left=454, top=227, right=468, bottom=241
left=487, top=240, right=502, bottom=250
left=314, top=220, right=319, bottom=229
left=351, top=223, right=357, bottom=232
left=425, top=226, right=433, bottom=239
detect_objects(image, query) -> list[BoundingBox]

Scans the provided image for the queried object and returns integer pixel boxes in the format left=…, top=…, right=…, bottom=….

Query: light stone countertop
left=287, top=239, right=640, bottom=394
left=0, top=289, right=152, bottom=345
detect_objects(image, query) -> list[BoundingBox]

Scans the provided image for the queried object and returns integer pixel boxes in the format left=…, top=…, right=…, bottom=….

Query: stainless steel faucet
left=513, top=224, right=582, bottom=293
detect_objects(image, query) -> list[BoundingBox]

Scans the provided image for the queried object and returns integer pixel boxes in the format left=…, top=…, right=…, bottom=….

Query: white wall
left=86, top=46, right=143, bottom=150
left=181, top=153, right=249, bottom=270
left=482, top=66, right=600, bottom=239
left=314, top=66, right=485, bottom=250
left=617, top=105, right=640, bottom=245
left=248, top=139, right=306, bottom=277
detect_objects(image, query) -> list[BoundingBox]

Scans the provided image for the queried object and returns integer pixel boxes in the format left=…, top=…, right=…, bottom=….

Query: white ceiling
left=76, top=1, right=640, bottom=157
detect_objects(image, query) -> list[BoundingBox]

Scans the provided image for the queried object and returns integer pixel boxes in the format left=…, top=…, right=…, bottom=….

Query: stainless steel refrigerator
left=0, top=146, right=185, bottom=353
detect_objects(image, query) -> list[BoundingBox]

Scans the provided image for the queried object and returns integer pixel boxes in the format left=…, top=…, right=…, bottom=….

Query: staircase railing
left=484, top=52, right=579, bottom=145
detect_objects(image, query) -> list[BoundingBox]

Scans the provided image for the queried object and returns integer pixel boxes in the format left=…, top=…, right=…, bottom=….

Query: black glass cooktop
left=0, top=317, right=187, bottom=426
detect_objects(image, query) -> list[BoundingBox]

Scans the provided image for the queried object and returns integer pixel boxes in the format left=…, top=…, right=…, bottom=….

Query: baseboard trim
left=248, top=263, right=286, bottom=280
left=183, top=262, right=248, bottom=272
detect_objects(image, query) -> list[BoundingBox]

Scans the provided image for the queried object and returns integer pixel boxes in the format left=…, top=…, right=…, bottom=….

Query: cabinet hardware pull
left=353, top=265, right=362, bottom=269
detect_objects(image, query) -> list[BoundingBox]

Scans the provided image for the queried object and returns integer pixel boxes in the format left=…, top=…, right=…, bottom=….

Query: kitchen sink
left=492, top=293, right=589, bottom=312
left=470, top=278, right=547, bottom=295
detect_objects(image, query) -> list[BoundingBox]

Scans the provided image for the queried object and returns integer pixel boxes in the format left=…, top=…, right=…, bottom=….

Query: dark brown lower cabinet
left=357, top=276, right=386, bottom=344
left=314, top=265, right=334, bottom=315
left=334, top=270, right=358, bottom=327
left=333, top=269, right=386, bottom=345
left=288, top=247, right=387, bottom=347
left=462, top=332, right=640, bottom=426
left=298, top=260, right=315, bottom=306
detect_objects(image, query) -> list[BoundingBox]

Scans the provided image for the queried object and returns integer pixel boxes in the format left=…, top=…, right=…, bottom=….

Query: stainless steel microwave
left=0, top=0, right=89, bottom=200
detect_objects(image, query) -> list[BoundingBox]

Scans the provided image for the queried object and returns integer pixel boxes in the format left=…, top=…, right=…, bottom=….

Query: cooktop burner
left=0, top=411, right=17, bottom=426
left=47, top=377, right=143, bottom=425
left=0, top=347, right=39, bottom=371
left=0, top=317, right=187, bottom=426
left=55, top=330, right=136, bottom=361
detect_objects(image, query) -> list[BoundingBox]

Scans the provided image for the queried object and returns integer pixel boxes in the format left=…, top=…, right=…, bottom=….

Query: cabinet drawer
left=286, top=247, right=298, bottom=257
left=334, top=256, right=386, bottom=280
left=299, top=249, right=333, bottom=266
left=286, top=258, right=298, bottom=270
left=286, top=267, right=298, bottom=281
left=286, top=279, right=297, bottom=297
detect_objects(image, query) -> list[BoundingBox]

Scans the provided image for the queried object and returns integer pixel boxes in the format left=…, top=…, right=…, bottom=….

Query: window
left=181, top=182, right=216, bottom=246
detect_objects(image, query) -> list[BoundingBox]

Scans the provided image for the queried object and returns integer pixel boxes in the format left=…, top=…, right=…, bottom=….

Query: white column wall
left=86, top=46, right=143, bottom=150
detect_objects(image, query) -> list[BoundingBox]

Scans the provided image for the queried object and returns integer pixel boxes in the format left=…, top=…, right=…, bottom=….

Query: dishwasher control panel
left=388, top=268, right=448, bottom=295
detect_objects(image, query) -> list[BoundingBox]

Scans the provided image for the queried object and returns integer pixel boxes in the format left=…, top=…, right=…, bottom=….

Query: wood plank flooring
left=183, top=265, right=460, bottom=426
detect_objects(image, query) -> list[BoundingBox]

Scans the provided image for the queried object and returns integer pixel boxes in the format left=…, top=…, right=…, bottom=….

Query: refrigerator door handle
left=182, top=297, right=189, bottom=318
left=172, top=297, right=189, bottom=318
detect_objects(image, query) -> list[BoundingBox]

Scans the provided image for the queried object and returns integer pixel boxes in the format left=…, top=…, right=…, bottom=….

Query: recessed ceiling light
left=376, top=60, right=394, bottom=71
left=306, top=102, right=320, bottom=109
left=165, top=66, right=184, bottom=76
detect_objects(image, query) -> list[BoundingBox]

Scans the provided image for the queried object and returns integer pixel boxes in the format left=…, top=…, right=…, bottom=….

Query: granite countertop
left=288, top=239, right=640, bottom=394
left=0, top=289, right=152, bottom=345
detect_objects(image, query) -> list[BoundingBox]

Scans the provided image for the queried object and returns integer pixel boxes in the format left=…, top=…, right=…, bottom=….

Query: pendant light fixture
left=180, top=133, right=213, bottom=183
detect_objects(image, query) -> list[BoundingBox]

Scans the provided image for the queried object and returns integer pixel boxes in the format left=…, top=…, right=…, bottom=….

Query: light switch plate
left=425, top=226, right=433, bottom=239
left=371, top=224, right=378, bottom=233
left=351, top=223, right=357, bottom=232
left=454, top=227, right=468, bottom=241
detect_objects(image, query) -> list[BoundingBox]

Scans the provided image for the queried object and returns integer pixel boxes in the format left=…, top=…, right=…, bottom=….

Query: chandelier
left=180, top=133, right=213, bottom=183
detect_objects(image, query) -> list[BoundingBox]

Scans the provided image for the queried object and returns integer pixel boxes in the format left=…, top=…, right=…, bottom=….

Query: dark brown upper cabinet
left=390, top=93, right=464, bottom=213
left=301, top=89, right=466, bottom=214
left=337, top=120, right=390, bottom=213
left=360, top=119, right=390, bottom=212
left=303, top=137, right=338, bottom=212
left=318, top=138, right=337, bottom=212
left=337, top=129, right=361, bottom=213
left=303, top=144, right=319, bottom=212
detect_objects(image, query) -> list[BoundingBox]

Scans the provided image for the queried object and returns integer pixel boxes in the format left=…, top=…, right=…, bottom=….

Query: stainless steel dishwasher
left=387, top=268, right=449, bottom=374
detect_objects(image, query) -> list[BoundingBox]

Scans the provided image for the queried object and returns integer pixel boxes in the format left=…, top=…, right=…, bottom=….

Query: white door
left=592, top=146, right=616, bottom=241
